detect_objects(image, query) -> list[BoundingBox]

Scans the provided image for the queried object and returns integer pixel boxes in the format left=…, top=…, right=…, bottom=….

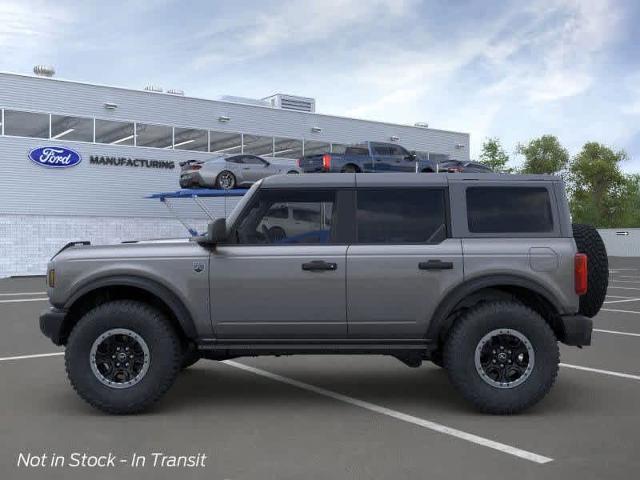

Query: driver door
left=210, top=188, right=350, bottom=338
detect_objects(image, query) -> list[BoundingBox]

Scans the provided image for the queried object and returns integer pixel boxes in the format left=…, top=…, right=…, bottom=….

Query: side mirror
left=406, top=152, right=417, bottom=161
left=206, top=218, right=227, bottom=244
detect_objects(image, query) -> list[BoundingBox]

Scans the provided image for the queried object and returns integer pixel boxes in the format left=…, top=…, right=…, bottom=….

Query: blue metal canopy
left=146, top=188, right=249, bottom=200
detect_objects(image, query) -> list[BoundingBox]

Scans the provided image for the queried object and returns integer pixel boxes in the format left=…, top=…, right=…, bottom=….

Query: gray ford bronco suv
left=40, top=173, right=608, bottom=415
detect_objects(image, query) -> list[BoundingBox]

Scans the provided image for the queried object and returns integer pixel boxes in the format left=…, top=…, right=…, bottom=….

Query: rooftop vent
left=219, top=95, right=271, bottom=107
left=167, top=89, right=184, bottom=96
left=33, top=65, right=55, bottom=77
left=263, top=94, right=316, bottom=113
left=144, top=85, right=163, bottom=93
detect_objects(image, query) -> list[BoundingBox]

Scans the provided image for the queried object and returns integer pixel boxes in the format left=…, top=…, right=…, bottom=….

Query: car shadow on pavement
left=158, top=362, right=480, bottom=415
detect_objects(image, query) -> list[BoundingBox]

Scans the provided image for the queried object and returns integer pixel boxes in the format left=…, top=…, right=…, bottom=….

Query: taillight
left=575, top=253, right=588, bottom=295
left=297, top=158, right=302, bottom=168
left=322, top=154, right=331, bottom=171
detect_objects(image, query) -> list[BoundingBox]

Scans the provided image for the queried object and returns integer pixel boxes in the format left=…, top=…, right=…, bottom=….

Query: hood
left=51, top=239, right=203, bottom=263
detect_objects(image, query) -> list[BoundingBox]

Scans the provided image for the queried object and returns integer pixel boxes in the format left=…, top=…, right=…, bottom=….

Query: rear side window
left=466, top=187, right=553, bottom=233
left=356, top=189, right=447, bottom=244
left=345, top=146, right=369, bottom=156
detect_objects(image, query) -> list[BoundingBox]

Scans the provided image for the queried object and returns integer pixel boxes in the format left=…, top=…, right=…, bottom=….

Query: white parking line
left=602, top=308, right=640, bottom=315
left=0, top=297, right=49, bottom=304
left=0, top=352, right=63, bottom=362
left=561, top=363, right=640, bottom=381
left=609, top=280, right=640, bottom=285
left=610, top=275, right=640, bottom=280
left=594, top=328, right=640, bottom=338
left=0, top=292, right=47, bottom=296
left=607, top=286, right=640, bottom=291
left=603, top=298, right=640, bottom=304
left=223, top=360, right=553, bottom=464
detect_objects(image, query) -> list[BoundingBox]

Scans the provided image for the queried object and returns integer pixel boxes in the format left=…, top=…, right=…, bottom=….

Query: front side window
left=388, top=145, right=409, bottom=157
left=356, top=189, right=447, bottom=244
left=234, top=190, right=335, bottom=245
left=4, top=110, right=49, bottom=138
left=466, top=187, right=554, bottom=233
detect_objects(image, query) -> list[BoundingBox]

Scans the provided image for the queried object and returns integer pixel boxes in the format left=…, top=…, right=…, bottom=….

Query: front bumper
left=39, top=307, right=67, bottom=346
left=559, top=314, right=593, bottom=346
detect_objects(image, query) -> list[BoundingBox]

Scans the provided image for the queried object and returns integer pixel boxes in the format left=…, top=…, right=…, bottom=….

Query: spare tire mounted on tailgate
left=572, top=223, right=608, bottom=317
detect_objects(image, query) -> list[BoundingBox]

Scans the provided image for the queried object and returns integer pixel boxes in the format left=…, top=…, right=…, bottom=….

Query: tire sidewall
left=216, top=171, right=235, bottom=190
left=445, top=303, right=559, bottom=413
left=66, top=302, right=180, bottom=412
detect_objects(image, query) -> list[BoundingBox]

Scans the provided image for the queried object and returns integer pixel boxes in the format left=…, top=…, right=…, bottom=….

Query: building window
left=210, top=131, right=242, bottom=154
left=136, top=123, right=173, bottom=149
left=331, top=143, right=348, bottom=154
left=303, top=140, right=330, bottom=156
left=3, top=110, right=49, bottom=139
left=173, top=127, right=208, bottom=151
left=51, top=115, right=94, bottom=142
left=95, top=119, right=135, bottom=145
left=273, top=137, right=303, bottom=159
left=243, top=134, right=273, bottom=156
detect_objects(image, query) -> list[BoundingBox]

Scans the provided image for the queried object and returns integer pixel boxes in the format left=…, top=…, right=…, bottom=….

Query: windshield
left=225, top=180, right=262, bottom=231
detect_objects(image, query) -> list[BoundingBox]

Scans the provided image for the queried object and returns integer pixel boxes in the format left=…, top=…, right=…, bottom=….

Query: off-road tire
left=181, top=344, right=200, bottom=370
left=65, top=300, right=182, bottom=414
left=443, top=301, right=559, bottom=414
left=572, top=223, right=608, bottom=317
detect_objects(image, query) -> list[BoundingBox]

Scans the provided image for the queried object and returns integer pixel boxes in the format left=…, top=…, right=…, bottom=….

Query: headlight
left=47, top=269, right=55, bottom=288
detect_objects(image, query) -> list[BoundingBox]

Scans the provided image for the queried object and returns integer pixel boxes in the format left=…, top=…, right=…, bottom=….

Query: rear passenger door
left=346, top=187, right=464, bottom=338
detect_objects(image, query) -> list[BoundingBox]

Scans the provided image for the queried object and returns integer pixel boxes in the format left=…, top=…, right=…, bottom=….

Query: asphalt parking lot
left=2, top=258, right=640, bottom=480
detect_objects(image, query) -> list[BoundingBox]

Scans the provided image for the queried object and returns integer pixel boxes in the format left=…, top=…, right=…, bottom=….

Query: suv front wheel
left=65, top=300, right=182, bottom=414
left=443, top=301, right=559, bottom=414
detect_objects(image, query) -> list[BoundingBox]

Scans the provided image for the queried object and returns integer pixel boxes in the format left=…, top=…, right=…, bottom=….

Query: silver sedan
left=179, top=154, right=301, bottom=190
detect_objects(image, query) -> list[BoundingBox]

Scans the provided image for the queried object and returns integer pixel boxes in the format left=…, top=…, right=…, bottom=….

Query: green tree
left=568, top=142, right=639, bottom=227
left=517, top=135, right=569, bottom=174
left=478, top=137, right=512, bottom=173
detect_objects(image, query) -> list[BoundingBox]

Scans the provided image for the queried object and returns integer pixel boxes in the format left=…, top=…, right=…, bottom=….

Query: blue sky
left=1, top=0, right=639, bottom=171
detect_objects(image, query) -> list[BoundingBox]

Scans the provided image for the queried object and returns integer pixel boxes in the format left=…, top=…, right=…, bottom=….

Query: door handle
left=419, top=260, right=453, bottom=270
left=302, top=260, right=338, bottom=272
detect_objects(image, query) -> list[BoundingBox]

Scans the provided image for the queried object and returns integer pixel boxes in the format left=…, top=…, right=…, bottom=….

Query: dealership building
left=0, top=70, right=470, bottom=277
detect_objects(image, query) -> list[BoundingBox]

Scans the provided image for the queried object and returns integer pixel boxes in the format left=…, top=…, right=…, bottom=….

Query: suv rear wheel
left=65, top=300, right=182, bottom=414
left=443, top=301, right=559, bottom=414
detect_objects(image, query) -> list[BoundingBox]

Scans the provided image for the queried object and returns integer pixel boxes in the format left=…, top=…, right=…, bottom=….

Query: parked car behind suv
left=298, top=141, right=438, bottom=173
left=439, top=159, right=493, bottom=173
left=40, top=173, right=607, bottom=415
left=180, top=154, right=300, bottom=190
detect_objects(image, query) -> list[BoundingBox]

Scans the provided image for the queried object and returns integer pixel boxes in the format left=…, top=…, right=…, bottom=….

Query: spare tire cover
left=572, top=223, right=608, bottom=317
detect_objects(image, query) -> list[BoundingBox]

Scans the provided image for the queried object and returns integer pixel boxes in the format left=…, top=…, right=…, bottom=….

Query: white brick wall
left=0, top=212, right=232, bottom=277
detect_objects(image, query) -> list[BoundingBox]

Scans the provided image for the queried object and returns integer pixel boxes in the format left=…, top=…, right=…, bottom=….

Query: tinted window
left=372, top=144, right=391, bottom=155
left=235, top=190, right=335, bottom=245
left=356, top=189, right=447, bottom=244
left=173, top=127, right=208, bottom=151
left=136, top=123, right=173, bottom=148
left=95, top=119, right=135, bottom=145
left=51, top=115, right=93, bottom=142
left=210, top=131, right=242, bottom=154
left=4, top=110, right=49, bottom=138
left=243, top=134, right=273, bottom=156
left=304, top=140, right=330, bottom=156
left=242, top=155, right=266, bottom=165
left=466, top=187, right=553, bottom=233
left=345, top=146, right=369, bottom=156
left=388, top=145, right=408, bottom=156
left=273, top=137, right=303, bottom=159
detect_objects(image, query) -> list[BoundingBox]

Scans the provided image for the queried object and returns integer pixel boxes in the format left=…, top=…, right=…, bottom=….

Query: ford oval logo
left=28, top=146, right=82, bottom=168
